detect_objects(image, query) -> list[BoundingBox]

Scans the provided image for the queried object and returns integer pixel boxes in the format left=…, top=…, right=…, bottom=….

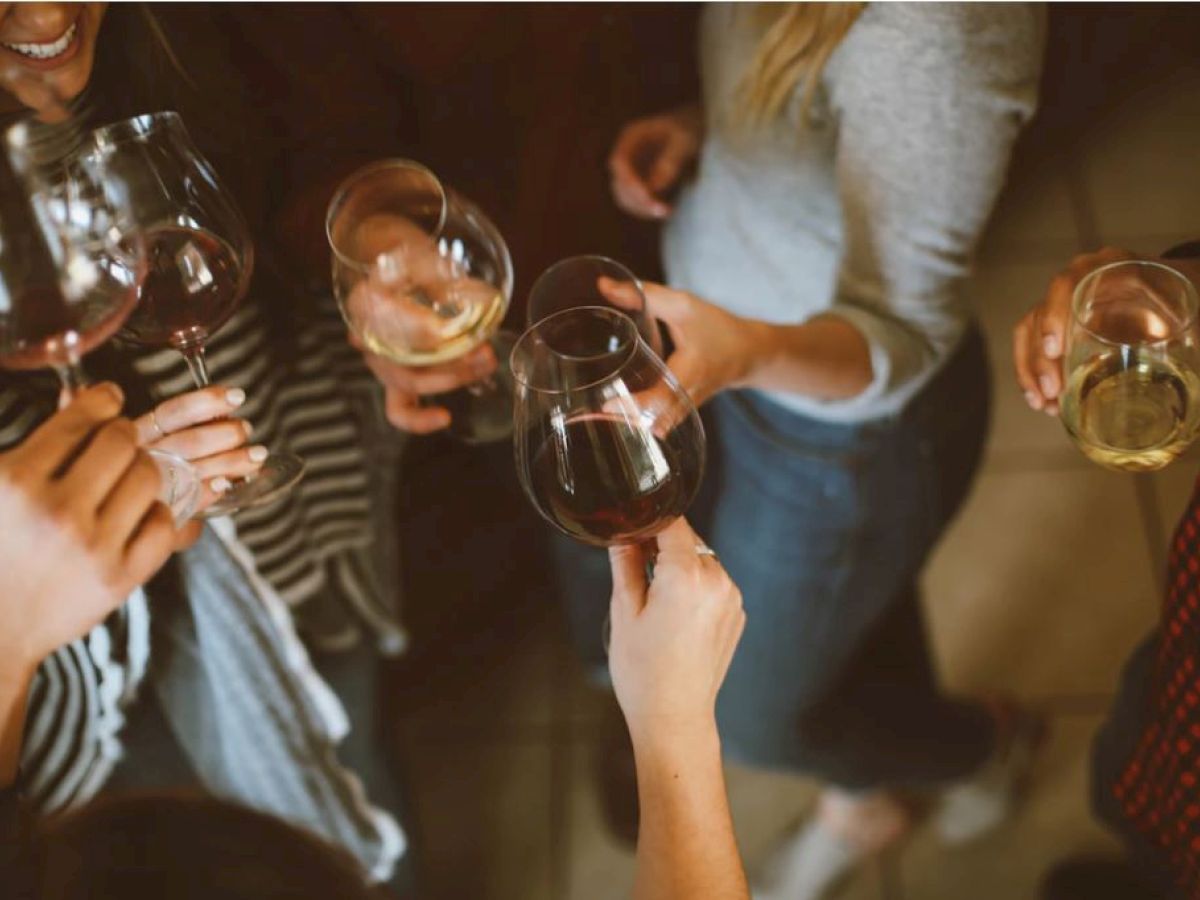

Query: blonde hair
left=737, top=2, right=866, bottom=127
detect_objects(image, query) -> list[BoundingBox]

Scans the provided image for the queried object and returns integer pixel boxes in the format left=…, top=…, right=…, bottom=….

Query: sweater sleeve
left=820, top=2, right=1045, bottom=410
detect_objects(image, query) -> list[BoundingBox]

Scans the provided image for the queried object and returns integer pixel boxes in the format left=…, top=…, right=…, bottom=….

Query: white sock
left=755, top=819, right=861, bottom=900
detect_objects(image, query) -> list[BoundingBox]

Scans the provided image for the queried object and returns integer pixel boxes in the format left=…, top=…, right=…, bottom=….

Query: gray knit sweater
left=663, top=2, right=1046, bottom=422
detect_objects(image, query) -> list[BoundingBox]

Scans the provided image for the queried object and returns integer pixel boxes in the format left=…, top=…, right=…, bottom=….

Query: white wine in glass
left=1060, top=260, right=1200, bottom=472
left=326, top=159, right=514, bottom=443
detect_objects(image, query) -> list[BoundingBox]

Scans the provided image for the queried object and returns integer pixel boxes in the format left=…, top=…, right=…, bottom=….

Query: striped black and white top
left=2, top=287, right=406, bottom=816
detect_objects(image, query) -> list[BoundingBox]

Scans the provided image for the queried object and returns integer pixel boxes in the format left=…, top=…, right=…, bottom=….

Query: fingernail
left=1039, top=375, right=1057, bottom=397
left=102, top=382, right=124, bottom=404
left=225, top=388, right=246, bottom=407
left=1042, top=335, right=1061, bottom=357
left=241, top=418, right=253, bottom=437
left=1024, top=390, right=1042, bottom=410
left=211, top=477, right=231, bottom=493
left=248, top=445, right=269, bottom=463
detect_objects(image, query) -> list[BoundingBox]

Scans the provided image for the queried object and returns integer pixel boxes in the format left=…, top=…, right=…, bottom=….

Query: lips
left=1, top=20, right=79, bottom=64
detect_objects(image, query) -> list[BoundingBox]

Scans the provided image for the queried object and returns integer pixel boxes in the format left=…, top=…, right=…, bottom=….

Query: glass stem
left=181, top=345, right=211, bottom=388
left=50, top=331, right=86, bottom=407
left=51, top=360, right=88, bottom=406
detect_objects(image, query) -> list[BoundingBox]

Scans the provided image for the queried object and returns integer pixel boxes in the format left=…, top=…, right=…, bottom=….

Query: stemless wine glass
left=526, top=255, right=663, bottom=356
left=326, top=159, right=515, bottom=444
left=1060, top=259, right=1200, bottom=472
left=511, top=306, right=705, bottom=547
left=0, top=123, right=200, bottom=522
left=82, top=111, right=305, bottom=515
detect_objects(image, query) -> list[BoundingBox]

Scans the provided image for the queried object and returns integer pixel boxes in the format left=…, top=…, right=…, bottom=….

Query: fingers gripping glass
left=0, top=123, right=200, bottom=524
left=82, top=112, right=305, bottom=515
left=1060, top=260, right=1200, bottom=472
left=526, top=255, right=663, bottom=357
left=326, top=159, right=515, bottom=444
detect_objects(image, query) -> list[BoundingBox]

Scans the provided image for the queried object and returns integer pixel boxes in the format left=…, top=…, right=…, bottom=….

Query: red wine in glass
left=0, top=284, right=135, bottom=374
left=85, top=110, right=305, bottom=515
left=512, top=306, right=706, bottom=549
left=121, top=225, right=242, bottom=350
left=529, top=412, right=696, bottom=545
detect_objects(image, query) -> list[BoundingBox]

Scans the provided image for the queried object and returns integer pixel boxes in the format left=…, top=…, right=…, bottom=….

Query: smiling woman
left=0, top=2, right=106, bottom=114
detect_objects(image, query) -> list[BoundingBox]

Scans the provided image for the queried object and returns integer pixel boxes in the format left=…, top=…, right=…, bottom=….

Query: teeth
left=3, top=22, right=76, bottom=60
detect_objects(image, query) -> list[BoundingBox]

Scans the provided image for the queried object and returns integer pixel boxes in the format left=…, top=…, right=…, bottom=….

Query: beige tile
left=726, top=764, right=886, bottom=900
left=923, top=467, right=1159, bottom=700
left=565, top=738, right=637, bottom=900
left=565, top=744, right=882, bottom=900
left=1081, top=68, right=1200, bottom=247
left=402, top=738, right=555, bottom=900
left=725, top=762, right=820, bottom=870
left=897, top=714, right=1122, bottom=900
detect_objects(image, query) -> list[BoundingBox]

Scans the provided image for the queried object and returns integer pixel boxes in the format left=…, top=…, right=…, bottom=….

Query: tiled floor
left=395, top=54, right=1200, bottom=900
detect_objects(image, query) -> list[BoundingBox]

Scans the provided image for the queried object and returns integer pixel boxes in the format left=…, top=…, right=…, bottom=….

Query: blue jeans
left=557, top=328, right=995, bottom=789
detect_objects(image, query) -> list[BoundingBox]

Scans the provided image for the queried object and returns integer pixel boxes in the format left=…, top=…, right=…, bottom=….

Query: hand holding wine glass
left=0, top=383, right=179, bottom=673
left=607, top=516, right=744, bottom=740
left=527, top=255, right=663, bottom=356
left=0, top=119, right=202, bottom=524
left=134, top=385, right=267, bottom=512
left=602, top=279, right=761, bottom=410
left=327, top=159, right=514, bottom=443
left=1059, top=259, right=1200, bottom=471
left=80, top=111, right=305, bottom=515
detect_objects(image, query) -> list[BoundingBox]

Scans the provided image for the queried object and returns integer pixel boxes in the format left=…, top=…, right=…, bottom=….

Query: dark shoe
left=1040, top=855, right=1168, bottom=899
left=594, top=695, right=639, bottom=846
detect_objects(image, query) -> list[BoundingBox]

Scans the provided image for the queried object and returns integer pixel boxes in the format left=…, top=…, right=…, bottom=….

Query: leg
left=796, top=588, right=995, bottom=790
left=714, top=329, right=997, bottom=785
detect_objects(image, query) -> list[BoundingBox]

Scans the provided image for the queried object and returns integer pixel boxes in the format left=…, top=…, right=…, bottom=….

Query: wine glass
left=526, top=255, right=663, bottom=356
left=1060, top=259, right=1200, bottom=471
left=0, top=122, right=200, bottom=523
left=326, top=159, right=515, bottom=444
left=511, top=306, right=705, bottom=547
left=80, top=111, right=305, bottom=515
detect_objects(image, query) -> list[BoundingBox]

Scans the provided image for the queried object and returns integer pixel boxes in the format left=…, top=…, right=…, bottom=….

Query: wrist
left=627, top=713, right=721, bottom=766
left=732, top=318, right=778, bottom=390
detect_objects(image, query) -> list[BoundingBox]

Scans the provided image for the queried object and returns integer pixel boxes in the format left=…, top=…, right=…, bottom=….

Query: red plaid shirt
left=1114, top=477, right=1200, bottom=897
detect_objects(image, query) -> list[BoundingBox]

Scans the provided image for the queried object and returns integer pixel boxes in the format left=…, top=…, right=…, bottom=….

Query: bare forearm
left=630, top=722, right=748, bottom=900
left=740, top=315, right=873, bottom=401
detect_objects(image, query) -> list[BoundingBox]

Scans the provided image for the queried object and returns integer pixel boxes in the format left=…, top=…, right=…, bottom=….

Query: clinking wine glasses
left=80, top=112, right=305, bottom=515
left=511, top=306, right=705, bottom=547
left=1060, top=260, right=1200, bottom=472
left=326, top=159, right=515, bottom=444
left=0, top=122, right=200, bottom=523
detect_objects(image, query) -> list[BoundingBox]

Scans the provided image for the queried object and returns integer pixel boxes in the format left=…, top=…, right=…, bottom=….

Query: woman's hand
left=0, top=383, right=179, bottom=677
left=602, top=279, right=759, bottom=408
left=1015, top=250, right=1200, bottom=414
left=608, top=106, right=703, bottom=221
left=357, top=339, right=496, bottom=434
left=1012, top=247, right=1136, bottom=415
left=608, top=518, right=745, bottom=743
left=134, top=386, right=264, bottom=514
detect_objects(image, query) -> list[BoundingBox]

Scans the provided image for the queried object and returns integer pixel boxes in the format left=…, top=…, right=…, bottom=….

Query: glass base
left=431, top=330, right=517, bottom=445
left=201, top=451, right=306, bottom=517
left=148, top=449, right=201, bottom=526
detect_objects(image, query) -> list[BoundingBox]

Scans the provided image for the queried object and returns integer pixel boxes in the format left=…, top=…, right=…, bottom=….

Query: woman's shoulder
left=841, top=2, right=1046, bottom=77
